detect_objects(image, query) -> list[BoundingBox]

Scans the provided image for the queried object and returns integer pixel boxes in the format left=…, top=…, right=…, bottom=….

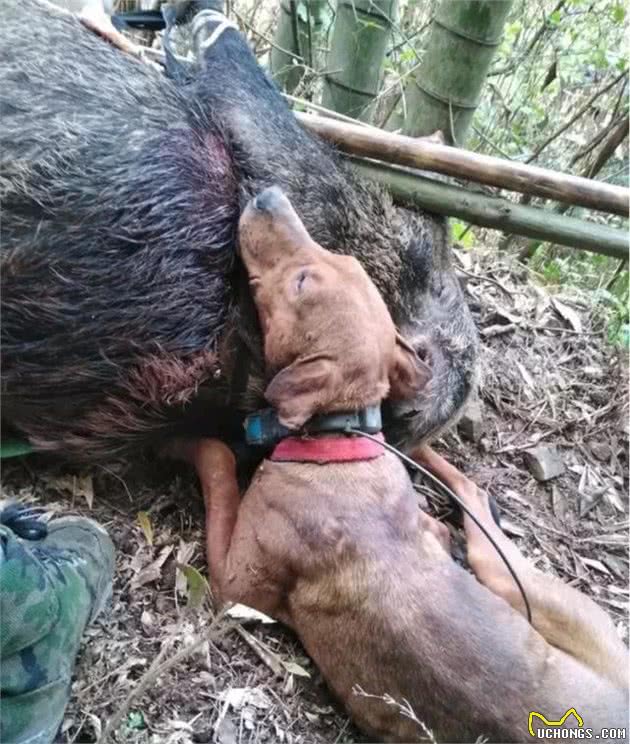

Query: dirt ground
left=1, top=253, right=628, bottom=744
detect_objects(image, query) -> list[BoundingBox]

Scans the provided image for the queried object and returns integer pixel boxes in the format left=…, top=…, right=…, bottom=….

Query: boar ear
left=388, top=333, right=431, bottom=400
left=265, top=357, right=338, bottom=429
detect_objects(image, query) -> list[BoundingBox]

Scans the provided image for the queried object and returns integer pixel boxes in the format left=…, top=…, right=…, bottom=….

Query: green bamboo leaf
left=176, top=563, right=209, bottom=608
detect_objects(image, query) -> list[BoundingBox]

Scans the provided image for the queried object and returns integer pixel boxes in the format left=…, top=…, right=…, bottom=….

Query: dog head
left=238, top=186, right=430, bottom=429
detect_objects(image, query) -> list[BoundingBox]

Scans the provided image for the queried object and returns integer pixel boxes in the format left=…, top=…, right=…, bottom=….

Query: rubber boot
left=0, top=505, right=115, bottom=744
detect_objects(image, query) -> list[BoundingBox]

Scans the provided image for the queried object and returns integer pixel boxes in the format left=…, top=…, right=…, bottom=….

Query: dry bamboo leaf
left=601, top=598, right=630, bottom=611
left=515, top=361, right=535, bottom=391
left=136, top=511, right=153, bottom=546
left=551, top=485, right=568, bottom=522
left=499, top=518, right=525, bottom=537
left=175, top=540, right=196, bottom=595
left=236, top=627, right=284, bottom=677
left=46, top=474, right=94, bottom=509
left=608, top=585, right=630, bottom=596
left=604, top=489, right=626, bottom=513
left=227, top=604, right=275, bottom=624
left=130, top=545, right=173, bottom=590
left=578, top=556, right=611, bottom=575
left=281, top=659, right=311, bottom=678
left=219, top=687, right=271, bottom=711
left=504, top=489, right=529, bottom=506
left=550, top=297, right=582, bottom=333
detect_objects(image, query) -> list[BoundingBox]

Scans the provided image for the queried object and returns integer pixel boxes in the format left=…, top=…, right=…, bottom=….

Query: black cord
left=347, top=429, right=533, bottom=625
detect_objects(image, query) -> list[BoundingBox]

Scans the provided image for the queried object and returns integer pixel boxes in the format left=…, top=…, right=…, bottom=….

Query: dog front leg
left=412, top=445, right=628, bottom=689
left=186, top=439, right=288, bottom=622
left=190, top=438, right=241, bottom=599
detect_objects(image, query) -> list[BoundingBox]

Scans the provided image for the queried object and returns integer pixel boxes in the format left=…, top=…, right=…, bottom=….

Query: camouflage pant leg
left=0, top=524, right=92, bottom=744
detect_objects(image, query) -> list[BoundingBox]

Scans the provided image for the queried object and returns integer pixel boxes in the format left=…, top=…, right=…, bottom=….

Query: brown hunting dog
left=178, top=187, right=628, bottom=742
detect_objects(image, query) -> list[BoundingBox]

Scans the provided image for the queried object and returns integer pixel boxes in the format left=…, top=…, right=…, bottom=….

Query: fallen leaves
left=45, top=473, right=94, bottom=509
left=577, top=555, right=611, bottom=576
left=219, top=687, right=272, bottom=711
left=227, top=603, right=276, bottom=624
left=550, top=297, right=583, bottom=333
left=136, top=511, right=153, bottom=546
left=130, top=545, right=173, bottom=591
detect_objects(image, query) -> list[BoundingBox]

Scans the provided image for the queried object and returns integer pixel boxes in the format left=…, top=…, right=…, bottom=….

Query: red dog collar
left=270, top=433, right=384, bottom=463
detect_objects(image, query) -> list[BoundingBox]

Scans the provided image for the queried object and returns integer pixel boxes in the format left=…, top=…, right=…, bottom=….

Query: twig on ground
left=235, top=625, right=284, bottom=677
left=352, top=686, right=437, bottom=743
left=527, top=324, right=604, bottom=336
left=481, top=323, right=518, bottom=338
left=100, top=610, right=230, bottom=743
left=457, top=267, right=514, bottom=299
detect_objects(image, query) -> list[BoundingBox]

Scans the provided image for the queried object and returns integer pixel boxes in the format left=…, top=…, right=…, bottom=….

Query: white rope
left=192, top=9, right=239, bottom=53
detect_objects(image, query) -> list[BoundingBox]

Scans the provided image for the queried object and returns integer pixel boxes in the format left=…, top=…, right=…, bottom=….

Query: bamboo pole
left=386, top=0, right=513, bottom=143
left=321, top=0, right=397, bottom=121
left=296, top=112, right=630, bottom=217
left=352, top=159, right=628, bottom=259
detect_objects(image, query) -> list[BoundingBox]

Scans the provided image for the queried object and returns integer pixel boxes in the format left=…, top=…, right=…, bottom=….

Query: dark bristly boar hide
left=0, top=0, right=478, bottom=461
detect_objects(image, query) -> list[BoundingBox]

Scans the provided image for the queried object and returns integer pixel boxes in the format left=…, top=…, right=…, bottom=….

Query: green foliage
left=177, top=563, right=210, bottom=609
left=467, top=0, right=628, bottom=170
left=610, top=3, right=626, bottom=24
left=125, top=711, right=146, bottom=731
left=451, top=220, right=476, bottom=249
left=598, top=287, right=630, bottom=348
left=531, top=247, right=630, bottom=348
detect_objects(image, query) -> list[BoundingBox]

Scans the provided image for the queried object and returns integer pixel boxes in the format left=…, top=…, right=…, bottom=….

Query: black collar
left=243, top=406, right=382, bottom=448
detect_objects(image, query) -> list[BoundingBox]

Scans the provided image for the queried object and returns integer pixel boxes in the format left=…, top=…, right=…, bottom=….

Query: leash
left=346, top=429, right=533, bottom=625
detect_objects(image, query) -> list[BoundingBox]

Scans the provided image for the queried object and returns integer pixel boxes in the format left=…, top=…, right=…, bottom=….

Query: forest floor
left=1, top=251, right=627, bottom=744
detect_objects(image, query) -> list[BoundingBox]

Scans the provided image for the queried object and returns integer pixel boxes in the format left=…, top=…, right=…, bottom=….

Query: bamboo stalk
left=296, top=112, right=630, bottom=217
left=386, top=0, right=513, bottom=143
left=352, top=159, right=628, bottom=259
left=270, top=0, right=305, bottom=93
left=270, top=0, right=327, bottom=93
left=321, top=0, right=397, bottom=121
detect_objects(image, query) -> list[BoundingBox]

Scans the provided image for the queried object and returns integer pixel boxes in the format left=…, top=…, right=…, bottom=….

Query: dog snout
left=253, top=185, right=287, bottom=213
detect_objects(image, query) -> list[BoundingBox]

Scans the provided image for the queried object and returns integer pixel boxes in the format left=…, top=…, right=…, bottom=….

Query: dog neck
left=270, top=433, right=385, bottom=464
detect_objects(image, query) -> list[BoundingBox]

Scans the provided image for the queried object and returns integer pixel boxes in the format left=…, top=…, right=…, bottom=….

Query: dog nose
left=253, top=186, right=285, bottom=212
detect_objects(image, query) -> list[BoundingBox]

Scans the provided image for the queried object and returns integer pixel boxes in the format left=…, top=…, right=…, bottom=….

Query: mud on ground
left=2, top=255, right=627, bottom=744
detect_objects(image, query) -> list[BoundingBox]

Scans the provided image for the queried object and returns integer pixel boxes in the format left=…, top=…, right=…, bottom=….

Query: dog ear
left=265, top=357, right=338, bottom=429
left=388, top=333, right=431, bottom=400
